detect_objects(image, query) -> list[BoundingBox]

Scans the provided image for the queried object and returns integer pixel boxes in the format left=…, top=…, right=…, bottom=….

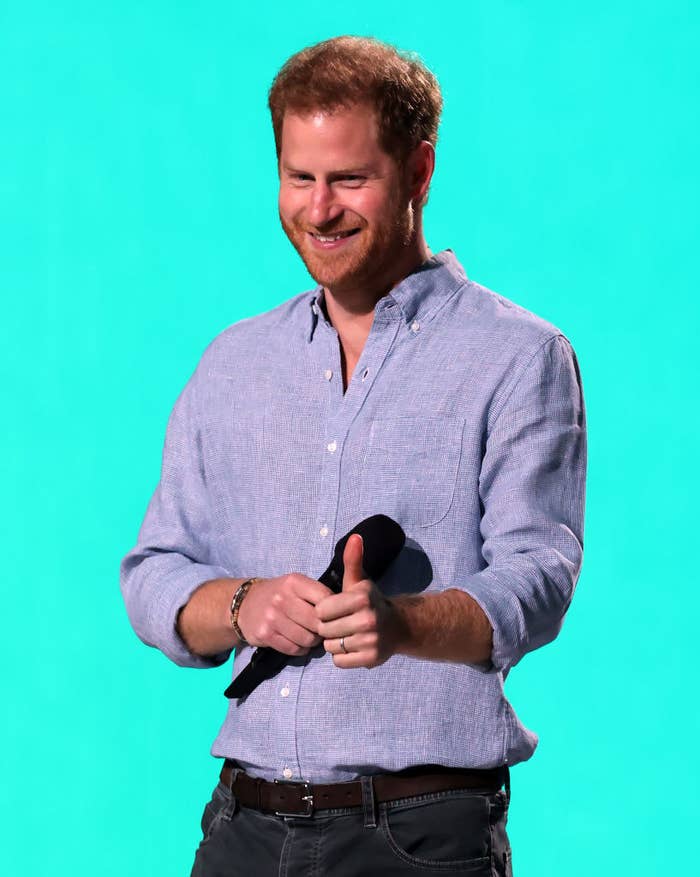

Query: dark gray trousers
left=190, top=770, right=512, bottom=876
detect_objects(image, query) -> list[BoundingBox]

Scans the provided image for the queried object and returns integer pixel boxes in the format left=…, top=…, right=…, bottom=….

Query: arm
left=318, top=334, right=586, bottom=673
left=175, top=577, right=246, bottom=657
left=176, top=573, right=333, bottom=657
left=120, top=363, right=333, bottom=665
left=391, top=589, right=493, bottom=664
left=395, top=336, right=586, bottom=672
left=317, top=535, right=493, bottom=666
left=119, top=364, right=237, bottom=668
left=459, top=333, right=586, bottom=673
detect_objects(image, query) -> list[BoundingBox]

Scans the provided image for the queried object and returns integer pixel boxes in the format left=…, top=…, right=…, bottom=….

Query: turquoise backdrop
left=3, top=2, right=698, bottom=874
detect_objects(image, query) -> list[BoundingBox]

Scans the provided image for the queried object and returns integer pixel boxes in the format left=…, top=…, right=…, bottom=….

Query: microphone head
left=333, top=514, right=405, bottom=580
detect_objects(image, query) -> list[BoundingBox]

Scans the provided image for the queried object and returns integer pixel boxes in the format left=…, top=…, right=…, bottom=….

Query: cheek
left=278, top=189, right=307, bottom=223
left=351, top=191, right=396, bottom=225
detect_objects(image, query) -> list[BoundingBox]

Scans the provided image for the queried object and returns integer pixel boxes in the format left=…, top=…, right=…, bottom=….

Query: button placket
left=295, top=301, right=404, bottom=779
left=270, top=662, right=303, bottom=781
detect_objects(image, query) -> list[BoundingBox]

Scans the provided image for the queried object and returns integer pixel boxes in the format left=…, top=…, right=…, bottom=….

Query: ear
left=406, top=141, right=436, bottom=207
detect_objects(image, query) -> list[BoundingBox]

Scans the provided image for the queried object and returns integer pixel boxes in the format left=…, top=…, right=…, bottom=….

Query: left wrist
left=387, top=595, right=422, bottom=657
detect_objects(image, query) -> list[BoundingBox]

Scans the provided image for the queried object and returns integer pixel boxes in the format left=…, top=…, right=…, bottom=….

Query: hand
left=237, top=574, right=333, bottom=656
left=316, top=534, right=404, bottom=669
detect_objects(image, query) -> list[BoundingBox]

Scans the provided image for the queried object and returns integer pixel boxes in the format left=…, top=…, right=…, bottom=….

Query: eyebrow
left=282, top=165, right=373, bottom=176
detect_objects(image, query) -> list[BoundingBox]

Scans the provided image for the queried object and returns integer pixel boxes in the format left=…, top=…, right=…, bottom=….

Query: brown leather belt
left=220, top=760, right=508, bottom=817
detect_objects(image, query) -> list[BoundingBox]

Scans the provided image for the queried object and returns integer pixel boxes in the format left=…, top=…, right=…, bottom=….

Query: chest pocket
left=357, top=416, right=465, bottom=529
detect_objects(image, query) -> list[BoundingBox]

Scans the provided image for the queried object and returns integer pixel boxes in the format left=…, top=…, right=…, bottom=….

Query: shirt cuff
left=457, top=569, right=530, bottom=675
left=142, top=561, right=234, bottom=668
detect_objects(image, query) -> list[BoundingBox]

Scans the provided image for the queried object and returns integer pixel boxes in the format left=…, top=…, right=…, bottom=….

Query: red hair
left=268, top=36, right=443, bottom=162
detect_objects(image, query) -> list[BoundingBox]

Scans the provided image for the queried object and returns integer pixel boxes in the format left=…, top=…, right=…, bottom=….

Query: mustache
left=279, top=211, right=363, bottom=237
left=287, top=218, right=362, bottom=234
left=300, top=226, right=361, bottom=235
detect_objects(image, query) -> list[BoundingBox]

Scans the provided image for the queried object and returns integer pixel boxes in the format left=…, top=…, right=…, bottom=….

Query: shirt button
left=411, top=320, right=420, bottom=333
left=324, top=369, right=333, bottom=381
left=319, top=525, right=329, bottom=538
left=282, top=767, right=293, bottom=779
left=327, top=440, right=337, bottom=453
left=280, top=685, right=290, bottom=697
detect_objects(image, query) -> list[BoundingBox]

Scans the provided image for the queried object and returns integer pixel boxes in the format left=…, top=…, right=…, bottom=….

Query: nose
left=307, top=181, right=343, bottom=227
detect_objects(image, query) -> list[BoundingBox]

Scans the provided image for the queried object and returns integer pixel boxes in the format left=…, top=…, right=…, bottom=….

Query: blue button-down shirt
left=120, top=250, right=586, bottom=782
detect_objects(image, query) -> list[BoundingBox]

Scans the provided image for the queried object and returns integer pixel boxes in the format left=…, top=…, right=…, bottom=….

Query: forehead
left=279, top=105, right=392, bottom=168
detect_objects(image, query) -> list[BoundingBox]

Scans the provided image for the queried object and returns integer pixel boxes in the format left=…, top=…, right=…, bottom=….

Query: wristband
left=230, top=578, right=260, bottom=646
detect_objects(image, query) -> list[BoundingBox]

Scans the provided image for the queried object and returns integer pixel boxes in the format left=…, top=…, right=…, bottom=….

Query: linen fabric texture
left=120, top=250, right=586, bottom=783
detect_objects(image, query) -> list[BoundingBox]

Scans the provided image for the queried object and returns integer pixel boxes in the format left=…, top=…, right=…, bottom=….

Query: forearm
left=391, top=589, right=493, bottom=665
left=176, top=577, right=247, bottom=657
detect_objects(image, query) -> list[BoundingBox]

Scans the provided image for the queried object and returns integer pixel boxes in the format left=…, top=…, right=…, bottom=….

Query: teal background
left=2, top=1, right=698, bottom=874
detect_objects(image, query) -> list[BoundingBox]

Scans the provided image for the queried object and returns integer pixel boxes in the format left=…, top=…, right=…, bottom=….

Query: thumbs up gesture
left=316, top=534, right=403, bottom=669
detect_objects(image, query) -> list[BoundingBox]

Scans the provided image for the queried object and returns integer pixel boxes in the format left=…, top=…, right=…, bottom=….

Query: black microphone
left=224, top=514, right=405, bottom=700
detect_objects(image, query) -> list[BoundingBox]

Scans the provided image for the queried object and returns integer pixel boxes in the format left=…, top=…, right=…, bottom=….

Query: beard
left=280, top=192, right=414, bottom=294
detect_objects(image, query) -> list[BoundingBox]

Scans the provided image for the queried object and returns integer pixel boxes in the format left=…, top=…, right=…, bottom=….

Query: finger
left=269, top=614, right=321, bottom=650
left=316, top=591, right=367, bottom=623
left=324, top=632, right=374, bottom=650
left=291, top=575, right=335, bottom=604
left=319, top=619, right=351, bottom=639
left=324, top=630, right=376, bottom=654
left=330, top=638, right=385, bottom=669
left=331, top=651, right=375, bottom=670
left=286, top=597, right=327, bottom=633
left=269, top=631, right=316, bottom=656
left=324, top=634, right=352, bottom=654
left=318, top=609, right=367, bottom=639
left=342, top=534, right=365, bottom=592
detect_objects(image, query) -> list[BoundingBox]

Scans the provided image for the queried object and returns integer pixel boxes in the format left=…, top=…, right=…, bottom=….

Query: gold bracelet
left=229, top=578, right=260, bottom=646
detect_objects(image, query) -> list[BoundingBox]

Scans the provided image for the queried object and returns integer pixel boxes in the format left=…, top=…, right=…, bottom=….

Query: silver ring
left=340, top=636, right=348, bottom=654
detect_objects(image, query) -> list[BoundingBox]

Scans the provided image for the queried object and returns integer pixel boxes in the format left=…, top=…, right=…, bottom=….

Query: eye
left=338, top=175, right=365, bottom=188
left=289, top=173, right=313, bottom=186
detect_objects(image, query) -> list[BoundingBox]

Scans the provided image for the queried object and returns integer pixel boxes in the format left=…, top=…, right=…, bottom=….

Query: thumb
left=342, top=534, right=365, bottom=591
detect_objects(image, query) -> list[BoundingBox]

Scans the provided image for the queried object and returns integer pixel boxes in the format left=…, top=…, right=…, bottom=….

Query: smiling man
left=121, top=36, right=586, bottom=876
left=277, top=103, right=434, bottom=390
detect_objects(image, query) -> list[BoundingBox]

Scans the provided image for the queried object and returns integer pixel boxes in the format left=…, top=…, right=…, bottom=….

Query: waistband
left=220, top=760, right=509, bottom=818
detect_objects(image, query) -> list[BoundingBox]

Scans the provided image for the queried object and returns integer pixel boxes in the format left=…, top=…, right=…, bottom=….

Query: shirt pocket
left=357, top=415, right=465, bottom=529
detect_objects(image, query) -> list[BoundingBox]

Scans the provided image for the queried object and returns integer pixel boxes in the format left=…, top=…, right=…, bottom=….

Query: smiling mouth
left=308, top=229, right=360, bottom=243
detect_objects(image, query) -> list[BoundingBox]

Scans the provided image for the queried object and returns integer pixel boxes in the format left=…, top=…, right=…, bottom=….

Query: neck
left=323, top=233, right=431, bottom=335
left=322, top=231, right=431, bottom=391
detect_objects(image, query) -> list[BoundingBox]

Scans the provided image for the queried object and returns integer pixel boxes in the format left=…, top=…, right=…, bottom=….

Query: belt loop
left=360, top=776, right=377, bottom=829
left=226, top=760, right=240, bottom=794
left=504, top=767, right=511, bottom=807
left=222, top=760, right=240, bottom=820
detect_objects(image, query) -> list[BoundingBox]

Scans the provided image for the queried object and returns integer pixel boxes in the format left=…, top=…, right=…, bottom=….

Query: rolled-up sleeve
left=120, top=363, right=233, bottom=668
left=460, top=334, right=587, bottom=674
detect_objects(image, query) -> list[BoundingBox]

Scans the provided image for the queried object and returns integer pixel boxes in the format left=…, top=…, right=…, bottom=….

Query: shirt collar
left=307, top=249, right=468, bottom=343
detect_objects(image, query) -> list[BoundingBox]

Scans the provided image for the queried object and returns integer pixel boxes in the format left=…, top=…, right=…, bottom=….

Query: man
left=121, top=35, right=586, bottom=876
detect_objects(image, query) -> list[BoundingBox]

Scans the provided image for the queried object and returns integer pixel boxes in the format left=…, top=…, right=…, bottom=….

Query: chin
left=296, top=245, right=370, bottom=291
left=307, top=262, right=374, bottom=293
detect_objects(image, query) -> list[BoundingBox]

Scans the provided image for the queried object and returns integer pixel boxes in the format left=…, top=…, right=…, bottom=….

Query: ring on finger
left=339, top=636, right=348, bottom=654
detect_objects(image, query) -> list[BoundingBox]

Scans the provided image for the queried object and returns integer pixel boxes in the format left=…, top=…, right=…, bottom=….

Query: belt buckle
left=273, top=779, right=314, bottom=817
